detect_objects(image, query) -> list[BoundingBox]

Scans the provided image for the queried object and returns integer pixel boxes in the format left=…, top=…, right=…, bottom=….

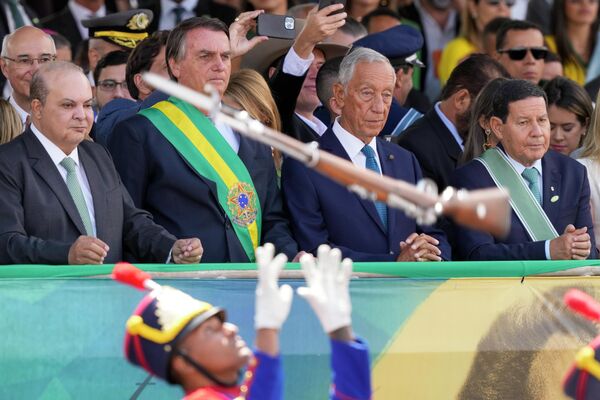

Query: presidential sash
left=476, top=147, right=558, bottom=241
left=139, top=97, right=262, bottom=261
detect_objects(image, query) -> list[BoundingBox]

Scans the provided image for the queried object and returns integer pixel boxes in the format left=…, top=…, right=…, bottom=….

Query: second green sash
left=139, top=97, right=262, bottom=261
left=477, top=148, right=558, bottom=241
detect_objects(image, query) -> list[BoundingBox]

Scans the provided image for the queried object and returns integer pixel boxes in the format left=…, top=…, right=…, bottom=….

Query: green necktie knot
left=521, top=167, right=542, bottom=205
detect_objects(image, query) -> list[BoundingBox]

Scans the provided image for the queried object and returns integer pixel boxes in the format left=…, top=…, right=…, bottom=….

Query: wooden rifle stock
left=142, top=73, right=511, bottom=238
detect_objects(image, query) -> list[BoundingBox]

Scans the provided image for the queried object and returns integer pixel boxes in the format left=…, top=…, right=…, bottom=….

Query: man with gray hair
left=282, top=47, right=450, bottom=262
left=1, top=26, right=56, bottom=126
left=0, top=61, right=203, bottom=265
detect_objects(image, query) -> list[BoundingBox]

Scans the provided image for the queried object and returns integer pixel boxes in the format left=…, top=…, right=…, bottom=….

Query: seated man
left=118, top=244, right=371, bottom=399
left=109, top=15, right=299, bottom=263
left=282, top=47, right=450, bottom=262
left=452, top=79, right=596, bottom=261
left=0, top=61, right=201, bottom=265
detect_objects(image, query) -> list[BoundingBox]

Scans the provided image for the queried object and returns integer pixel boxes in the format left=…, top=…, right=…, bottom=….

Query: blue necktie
left=172, top=5, right=185, bottom=24
left=361, top=145, right=388, bottom=230
left=522, top=167, right=542, bottom=205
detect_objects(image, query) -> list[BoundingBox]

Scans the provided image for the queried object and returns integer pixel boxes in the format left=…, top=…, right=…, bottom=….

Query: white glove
left=254, top=243, right=293, bottom=330
left=297, top=244, right=352, bottom=334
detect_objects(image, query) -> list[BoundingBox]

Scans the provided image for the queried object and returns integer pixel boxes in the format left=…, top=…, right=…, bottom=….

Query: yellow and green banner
left=2, top=261, right=600, bottom=399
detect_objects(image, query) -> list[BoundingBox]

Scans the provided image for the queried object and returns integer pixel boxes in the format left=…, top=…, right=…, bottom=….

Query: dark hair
left=49, top=31, right=71, bottom=50
left=166, top=17, right=229, bottom=80
left=483, top=17, right=512, bottom=37
left=496, top=20, right=543, bottom=50
left=551, top=0, right=600, bottom=66
left=441, top=53, right=510, bottom=100
left=491, top=79, right=547, bottom=122
left=543, top=76, right=593, bottom=127
left=93, top=50, right=130, bottom=85
left=126, top=30, right=169, bottom=100
left=316, top=56, right=343, bottom=106
left=339, top=17, right=368, bottom=37
left=361, top=8, right=401, bottom=30
left=460, top=77, right=509, bottom=164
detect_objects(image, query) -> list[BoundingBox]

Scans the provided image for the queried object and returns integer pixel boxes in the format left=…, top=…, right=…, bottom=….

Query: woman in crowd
left=577, top=88, right=600, bottom=249
left=438, top=0, right=513, bottom=85
left=460, top=78, right=507, bottom=165
left=546, top=0, right=600, bottom=85
left=223, top=69, right=283, bottom=171
left=0, top=99, right=23, bottom=145
left=543, top=76, right=592, bottom=157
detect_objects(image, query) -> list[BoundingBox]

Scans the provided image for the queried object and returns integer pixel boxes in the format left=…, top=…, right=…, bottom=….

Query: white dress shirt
left=159, top=0, right=198, bottom=30
left=296, top=112, right=328, bottom=137
left=332, top=118, right=381, bottom=172
left=434, top=101, right=464, bottom=151
left=31, top=123, right=97, bottom=236
left=68, top=0, right=106, bottom=40
left=9, top=95, right=28, bottom=127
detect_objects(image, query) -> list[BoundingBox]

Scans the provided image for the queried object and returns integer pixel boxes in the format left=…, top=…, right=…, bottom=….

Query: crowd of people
left=0, top=0, right=599, bottom=265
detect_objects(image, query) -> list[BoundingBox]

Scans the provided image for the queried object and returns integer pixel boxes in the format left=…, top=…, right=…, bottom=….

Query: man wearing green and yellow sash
left=451, top=79, right=596, bottom=261
left=109, top=14, right=299, bottom=263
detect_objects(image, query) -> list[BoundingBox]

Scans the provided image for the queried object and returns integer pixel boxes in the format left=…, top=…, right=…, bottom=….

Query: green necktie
left=60, top=157, right=94, bottom=236
left=5, top=0, right=25, bottom=29
left=521, top=167, right=542, bottom=205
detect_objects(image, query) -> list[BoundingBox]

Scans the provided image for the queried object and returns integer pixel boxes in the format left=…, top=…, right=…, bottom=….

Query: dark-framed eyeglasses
left=498, top=47, right=548, bottom=61
left=2, top=55, right=56, bottom=68
left=484, top=0, right=516, bottom=6
left=97, top=79, right=128, bottom=91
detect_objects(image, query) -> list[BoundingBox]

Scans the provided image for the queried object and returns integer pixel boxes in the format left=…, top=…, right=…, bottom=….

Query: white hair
left=338, top=47, right=394, bottom=88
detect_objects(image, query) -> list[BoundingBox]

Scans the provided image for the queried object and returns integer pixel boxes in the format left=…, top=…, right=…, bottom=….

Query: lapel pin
left=551, top=186, right=555, bottom=192
left=388, top=154, right=394, bottom=160
left=551, top=195, right=559, bottom=203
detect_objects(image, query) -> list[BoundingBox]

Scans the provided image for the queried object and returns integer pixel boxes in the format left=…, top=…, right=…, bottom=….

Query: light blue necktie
left=361, top=145, right=388, bottom=230
left=172, top=5, right=185, bottom=24
left=60, top=157, right=94, bottom=236
left=4, top=0, right=24, bottom=29
left=522, top=167, right=542, bottom=205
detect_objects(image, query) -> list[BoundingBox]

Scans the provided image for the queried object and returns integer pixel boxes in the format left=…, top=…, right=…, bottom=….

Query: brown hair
left=0, top=99, right=23, bottom=144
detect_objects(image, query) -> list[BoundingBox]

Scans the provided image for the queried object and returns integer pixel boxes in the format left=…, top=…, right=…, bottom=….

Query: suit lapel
left=542, top=154, right=561, bottom=226
left=320, top=130, right=387, bottom=233
left=24, top=129, right=87, bottom=235
left=79, top=145, right=105, bottom=238
left=428, top=109, right=462, bottom=162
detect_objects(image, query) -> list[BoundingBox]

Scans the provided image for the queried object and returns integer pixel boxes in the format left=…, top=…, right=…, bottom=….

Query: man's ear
left=168, top=57, right=180, bottom=80
left=332, top=82, right=345, bottom=109
left=453, top=88, right=471, bottom=114
left=490, top=116, right=504, bottom=140
left=0, top=59, right=8, bottom=78
left=31, top=99, right=42, bottom=119
left=133, top=73, right=149, bottom=98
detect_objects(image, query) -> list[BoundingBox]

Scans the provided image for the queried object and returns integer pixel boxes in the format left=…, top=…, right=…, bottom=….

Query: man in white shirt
left=282, top=47, right=450, bottom=262
left=0, top=26, right=56, bottom=127
left=0, top=61, right=203, bottom=265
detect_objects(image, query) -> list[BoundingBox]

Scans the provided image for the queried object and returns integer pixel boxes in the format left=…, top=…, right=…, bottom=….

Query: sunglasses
left=484, top=0, right=516, bottom=6
left=498, top=47, right=548, bottom=60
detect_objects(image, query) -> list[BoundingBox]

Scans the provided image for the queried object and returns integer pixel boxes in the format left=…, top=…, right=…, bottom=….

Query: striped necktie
left=60, top=157, right=94, bottom=236
left=361, top=145, right=388, bottom=230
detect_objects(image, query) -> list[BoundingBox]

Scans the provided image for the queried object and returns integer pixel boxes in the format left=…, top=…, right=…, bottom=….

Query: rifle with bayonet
left=142, top=73, right=511, bottom=238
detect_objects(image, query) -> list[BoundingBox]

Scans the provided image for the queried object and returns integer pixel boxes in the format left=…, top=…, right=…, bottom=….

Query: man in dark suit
left=0, top=61, right=203, bottom=265
left=394, top=54, right=509, bottom=192
left=241, top=5, right=348, bottom=143
left=452, top=79, right=596, bottom=261
left=109, top=15, right=299, bottom=263
left=282, top=47, right=450, bottom=262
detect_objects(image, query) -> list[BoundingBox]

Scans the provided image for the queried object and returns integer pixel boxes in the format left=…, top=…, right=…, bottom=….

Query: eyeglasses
left=498, top=47, right=548, bottom=60
left=484, top=0, right=516, bottom=6
left=2, top=55, right=56, bottom=68
left=97, top=79, right=128, bottom=91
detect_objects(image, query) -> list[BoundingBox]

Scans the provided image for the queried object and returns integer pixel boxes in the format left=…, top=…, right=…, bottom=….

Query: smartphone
left=318, top=0, right=347, bottom=14
left=256, top=14, right=297, bottom=40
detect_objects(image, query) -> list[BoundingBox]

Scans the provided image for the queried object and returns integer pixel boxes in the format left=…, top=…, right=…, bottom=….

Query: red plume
left=564, top=289, right=600, bottom=321
left=112, top=262, right=153, bottom=291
